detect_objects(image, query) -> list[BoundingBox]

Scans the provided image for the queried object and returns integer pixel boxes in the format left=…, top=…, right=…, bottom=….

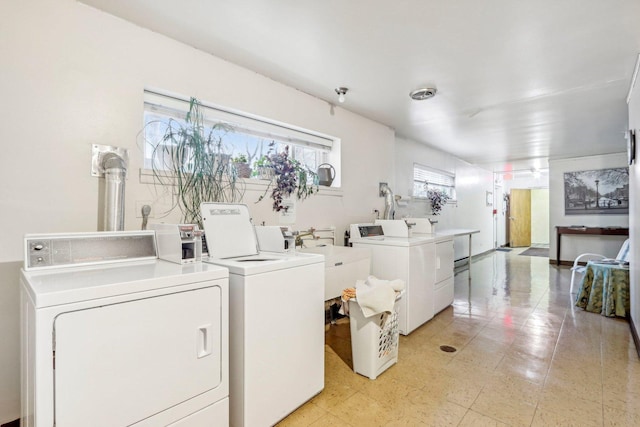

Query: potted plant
left=232, top=154, right=252, bottom=178
left=144, top=97, right=244, bottom=226
left=257, top=143, right=318, bottom=212
left=253, top=154, right=274, bottom=180
left=426, top=188, right=450, bottom=215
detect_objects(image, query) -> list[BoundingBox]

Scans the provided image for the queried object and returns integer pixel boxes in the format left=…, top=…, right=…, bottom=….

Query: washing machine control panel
left=24, top=231, right=157, bottom=270
left=358, top=225, right=384, bottom=237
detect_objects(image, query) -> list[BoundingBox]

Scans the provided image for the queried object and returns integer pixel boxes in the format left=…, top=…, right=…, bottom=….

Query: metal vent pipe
left=380, top=183, right=397, bottom=220
left=101, top=152, right=127, bottom=231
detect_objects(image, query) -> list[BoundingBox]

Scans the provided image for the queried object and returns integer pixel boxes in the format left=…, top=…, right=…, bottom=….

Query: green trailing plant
left=252, top=154, right=273, bottom=179
left=257, top=143, right=318, bottom=212
left=426, top=188, right=450, bottom=215
left=232, top=154, right=248, bottom=163
left=145, top=97, right=244, bottom=226
left=254, top=155, right=268, bottom=167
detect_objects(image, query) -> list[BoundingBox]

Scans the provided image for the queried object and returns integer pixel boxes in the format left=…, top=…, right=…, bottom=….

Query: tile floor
left=278, top=248, right=640, bottom=426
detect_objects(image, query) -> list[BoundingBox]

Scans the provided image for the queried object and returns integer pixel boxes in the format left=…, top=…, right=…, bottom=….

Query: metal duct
left=101, top=152, right=127, bottom=231
left=380, top=183, right=397, bottom=220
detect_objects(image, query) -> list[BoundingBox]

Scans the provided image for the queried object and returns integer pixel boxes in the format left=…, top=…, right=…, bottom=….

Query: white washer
left=201, top=203, right=325, bottom=427
left=350, top=223, right=436, bottom=335
left=20, top=231, right=229, bottom=427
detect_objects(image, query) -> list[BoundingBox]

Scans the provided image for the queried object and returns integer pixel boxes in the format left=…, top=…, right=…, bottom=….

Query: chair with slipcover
left=570, top=238, right=630, bottom=294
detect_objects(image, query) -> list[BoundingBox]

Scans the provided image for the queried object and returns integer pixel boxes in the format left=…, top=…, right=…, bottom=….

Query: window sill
left=411, top=196, right=458, bottom=203
left=139, top=169, right=343, bottom=197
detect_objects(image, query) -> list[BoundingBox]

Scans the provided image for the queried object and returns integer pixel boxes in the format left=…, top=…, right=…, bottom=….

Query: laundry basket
left=348, top=291, right=403, bottom=379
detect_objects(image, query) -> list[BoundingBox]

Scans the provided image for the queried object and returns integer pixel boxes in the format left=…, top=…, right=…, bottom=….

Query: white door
left=54, top=285, right=222, bottom=427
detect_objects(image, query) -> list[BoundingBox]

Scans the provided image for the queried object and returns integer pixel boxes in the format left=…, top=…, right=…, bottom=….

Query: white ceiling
left=81, top=0, right=640, bottom=170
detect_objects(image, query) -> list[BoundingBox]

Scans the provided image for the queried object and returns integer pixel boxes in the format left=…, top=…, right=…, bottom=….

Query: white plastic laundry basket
left=348, top=292, right=403, bottom=379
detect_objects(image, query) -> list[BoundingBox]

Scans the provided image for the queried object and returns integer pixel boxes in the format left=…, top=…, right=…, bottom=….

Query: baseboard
left=549, top=260, right=576, bottom=266
left=454, top=248, right=494, bottom=267
left=630, top=315, right=640, bottom=359
left=1, top=419, right=19, bottom=427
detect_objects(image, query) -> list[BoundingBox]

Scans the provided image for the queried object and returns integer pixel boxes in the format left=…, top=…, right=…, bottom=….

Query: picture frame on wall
left=564, top=167, right=629, bottom=215
left=628, top=129, right=636, bottom=165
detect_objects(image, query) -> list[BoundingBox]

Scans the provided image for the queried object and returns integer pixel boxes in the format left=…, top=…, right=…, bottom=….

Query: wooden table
left=555, top=226, right=629, bottom=265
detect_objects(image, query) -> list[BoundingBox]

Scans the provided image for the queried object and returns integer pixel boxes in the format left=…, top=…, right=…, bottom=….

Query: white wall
left=394, top=137, right=495, bottom=260
left=549, top=153, right=629, bottom=264
left=0, top=0, right=397, bottom=264
left=531, top=189, right=550, bottom=246
left=628, top=56, right=640, bottom=346
left=0, top=0, right=397, bottom=421
left=0, top=262, right=20, bottom=422
left=495, top=170, right=550, bottom=248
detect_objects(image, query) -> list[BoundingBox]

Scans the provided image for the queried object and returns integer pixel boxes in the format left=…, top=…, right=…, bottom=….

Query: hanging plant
left=426, top=188, right=450, bottom=215
left=143, top=97, right=244, bottom=227
left=257, top=143, right=318, bottom=212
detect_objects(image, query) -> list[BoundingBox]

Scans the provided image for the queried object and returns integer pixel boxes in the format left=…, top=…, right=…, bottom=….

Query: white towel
left=366, top=275, right=406, bottom=292
left=354, top=276, right=401, bottom=318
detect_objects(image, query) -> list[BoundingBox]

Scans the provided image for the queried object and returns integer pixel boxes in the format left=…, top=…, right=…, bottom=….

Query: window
left=142, top=90, right=338, bottom=179
left=413, top=163, right=456, bottom=200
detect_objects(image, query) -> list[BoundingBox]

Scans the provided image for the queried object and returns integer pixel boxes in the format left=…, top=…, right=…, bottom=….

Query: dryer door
left=53, top=285, right=222, bottom=427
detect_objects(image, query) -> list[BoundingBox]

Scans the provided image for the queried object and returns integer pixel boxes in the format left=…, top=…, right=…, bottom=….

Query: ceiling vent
left=409, top=87, right=437, bottom=101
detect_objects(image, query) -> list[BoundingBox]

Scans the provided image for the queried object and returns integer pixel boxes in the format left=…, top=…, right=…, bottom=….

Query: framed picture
left=564, top=167, right=629, bottom=215
left=628, top=129, right=636, bottom=165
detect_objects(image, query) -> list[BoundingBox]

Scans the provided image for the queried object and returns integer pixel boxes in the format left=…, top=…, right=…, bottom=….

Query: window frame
left=412, top=163, right=457, bottom=201
left=142, top=90, right=340, bottom=184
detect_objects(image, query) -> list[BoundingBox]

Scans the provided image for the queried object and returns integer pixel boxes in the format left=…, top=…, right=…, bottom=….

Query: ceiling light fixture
left=409, top=87, right=437, bottom=101
left=335, top=87, right=348, bottom=103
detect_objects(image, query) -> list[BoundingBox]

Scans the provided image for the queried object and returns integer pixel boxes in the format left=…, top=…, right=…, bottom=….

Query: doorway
left=506, top=188, right=550, bottom=248
left=494, top=168, right=550, bottom=249
left=509, top=189, right=531, bottom=247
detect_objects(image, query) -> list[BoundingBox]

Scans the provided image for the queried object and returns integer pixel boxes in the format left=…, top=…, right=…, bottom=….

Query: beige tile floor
left=278, top=247, right=640, bottom=426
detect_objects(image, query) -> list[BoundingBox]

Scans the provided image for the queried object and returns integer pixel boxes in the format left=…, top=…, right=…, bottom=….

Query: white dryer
left=201, top=203, right=325, bottom=427
left=405, top=218, right=456, bottom=315
left=350, top=222, right=436, bottom=335
left=20, top=231, right=229, bottom=427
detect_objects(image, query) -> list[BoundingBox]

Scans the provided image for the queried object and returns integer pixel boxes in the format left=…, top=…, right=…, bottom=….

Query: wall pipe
left=101, top=152, right=127, bottom=231
left=380, top=183, right=397, bottom=220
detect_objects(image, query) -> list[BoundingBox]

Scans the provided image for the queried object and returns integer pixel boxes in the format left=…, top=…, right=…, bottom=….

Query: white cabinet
left=434, top=238, right=455, bottom=314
